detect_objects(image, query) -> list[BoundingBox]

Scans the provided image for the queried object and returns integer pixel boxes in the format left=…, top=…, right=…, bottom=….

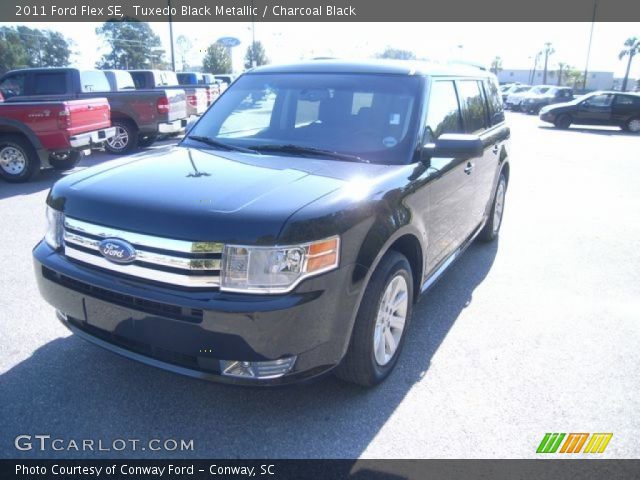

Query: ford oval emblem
left=98, top=238, right=136, bottom=264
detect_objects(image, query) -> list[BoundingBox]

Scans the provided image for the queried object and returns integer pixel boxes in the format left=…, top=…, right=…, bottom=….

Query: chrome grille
left=63, top=217, right=223, bottom=288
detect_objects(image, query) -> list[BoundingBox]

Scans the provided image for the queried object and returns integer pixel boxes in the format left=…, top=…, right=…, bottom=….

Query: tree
left=176, top=35, right=192, bottom=71
left=542, top=42, right=555, bottom=84
left=95, top=19, right=165, bottom=70
left=565, top=68, right=584, bottom=89
left=619, top=37, right=640, bottom=92
left=0, top=26, right=71, bottom=73
left=376, top=47, right=416, bottom=60
left=490, top=56, right=503, bottom=75
left=244, top=41, right=269, bottom=69
left=202, top=43, right=231, bottom=74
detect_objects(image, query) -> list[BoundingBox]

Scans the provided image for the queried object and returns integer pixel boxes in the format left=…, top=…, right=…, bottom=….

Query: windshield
left=186, top=73, right=423, bottom=164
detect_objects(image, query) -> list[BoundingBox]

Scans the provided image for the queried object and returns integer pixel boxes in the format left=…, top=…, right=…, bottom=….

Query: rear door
left=611, top=94, right=640, bottom=125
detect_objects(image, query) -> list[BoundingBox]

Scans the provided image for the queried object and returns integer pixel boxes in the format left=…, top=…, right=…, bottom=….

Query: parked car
left=501, top=83, right=528, bottom=103
left=0, top=68, right=188, bottom=154
left=0, top=95, right=115, bottom=182
left=539, top=91, right=640, bottom=132
left=177, top=72, right=221, bottom=105
left=214, top=74, right=236, bottom=87
left=130, top=70, right=208, bottom=119
left=504, top=85, right=532, bottom=110
left=522, top=86, right=573, bottom=114
left=33, top=60, right=510, bottom=387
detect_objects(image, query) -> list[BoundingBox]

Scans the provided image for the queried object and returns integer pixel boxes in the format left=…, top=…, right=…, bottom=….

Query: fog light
left=220, top=357, right=296, bottom=379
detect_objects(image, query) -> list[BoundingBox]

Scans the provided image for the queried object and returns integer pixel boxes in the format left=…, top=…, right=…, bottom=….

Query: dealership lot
left=0, top=113, right=638, bottom=458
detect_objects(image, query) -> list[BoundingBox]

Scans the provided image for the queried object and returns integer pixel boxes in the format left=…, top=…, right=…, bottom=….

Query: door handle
left=464, top=162, right=474, bottom=175
left=492, top=144, right=499, bottom=154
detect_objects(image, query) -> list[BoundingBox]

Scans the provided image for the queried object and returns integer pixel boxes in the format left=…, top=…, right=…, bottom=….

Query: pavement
left=0, top=113, right=639, bottom=459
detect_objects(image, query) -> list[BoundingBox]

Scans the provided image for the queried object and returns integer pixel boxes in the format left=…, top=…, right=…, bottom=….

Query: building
left=497, top=69, right=614, bottom=90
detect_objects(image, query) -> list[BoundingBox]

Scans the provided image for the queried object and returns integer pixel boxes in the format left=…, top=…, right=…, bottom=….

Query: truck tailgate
left=162, top=89, right=187, bottom=122
left=65, top=98, right=111, bottom=136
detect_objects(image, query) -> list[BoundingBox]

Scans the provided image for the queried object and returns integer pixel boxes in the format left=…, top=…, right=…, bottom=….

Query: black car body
left=34, top=60, right=511, bottom=386
left=539, top=91, right=640, bottom=132
left=521, top=86, right=573, bottom=114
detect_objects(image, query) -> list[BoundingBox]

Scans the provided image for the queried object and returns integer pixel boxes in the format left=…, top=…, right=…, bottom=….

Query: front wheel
left=479, top=171, right=507, bottom=243
left=334, top=251, right=413, bottom=387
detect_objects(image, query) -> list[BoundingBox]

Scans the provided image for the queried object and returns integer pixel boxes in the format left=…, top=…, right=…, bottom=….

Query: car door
left=611, top=94, right=637, bottom=126
left=574, top=93, right=614, bottom=125
left=455, top=79, right=497, bottom=233
left=417, top=79, right=477, bottom=273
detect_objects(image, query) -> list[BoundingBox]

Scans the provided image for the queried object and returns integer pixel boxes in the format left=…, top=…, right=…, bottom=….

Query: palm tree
left=619, top=37, right=640, bottom=92
left=490, top=56, right=502, bottom=75
left=542, top=42, right=555, bottom=84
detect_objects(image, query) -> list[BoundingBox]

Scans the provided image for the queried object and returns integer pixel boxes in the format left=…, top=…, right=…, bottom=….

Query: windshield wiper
left=250, top=144, right=369, bottom=163
left=186, top=135, right=260, bottom=154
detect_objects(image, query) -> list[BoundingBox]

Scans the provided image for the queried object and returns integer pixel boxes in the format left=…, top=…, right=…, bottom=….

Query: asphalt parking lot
left=1, top=113, right=639, bottom=459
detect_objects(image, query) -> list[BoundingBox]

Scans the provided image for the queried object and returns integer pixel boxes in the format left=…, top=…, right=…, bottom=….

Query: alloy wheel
left=106, top=126, right=129, bottom=151
left=373, top=274, right=409, bottom=366
left=493, top=177, right=506, bottom=234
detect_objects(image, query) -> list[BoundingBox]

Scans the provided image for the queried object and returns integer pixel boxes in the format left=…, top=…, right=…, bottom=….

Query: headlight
left=44, top=206, right=64, bottom=250
left=220, top=236, right=340, bottom=293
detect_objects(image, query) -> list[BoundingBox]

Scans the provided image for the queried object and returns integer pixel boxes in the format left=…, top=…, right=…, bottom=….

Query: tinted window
left=424, top=80, right=462, bottom=142
left=189, top=73, right=422, bottom=165
left=79, top=70, right=110, bottom=92
left=130, top=72, right=145, bottom=89
left=33, top=73, right=67, bottom=95
left=0, top=73, right=27, bottom=98
left=614, top=95, right=637, bottom=106
left=484, top=79, right=505, bottom=125
left=583, top=94, right=613, bottom=107
left=457, top=80, right=488, bottom=134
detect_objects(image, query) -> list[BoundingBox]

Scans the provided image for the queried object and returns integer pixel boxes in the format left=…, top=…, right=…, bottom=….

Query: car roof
left=249, top=59, right=495, bottom=78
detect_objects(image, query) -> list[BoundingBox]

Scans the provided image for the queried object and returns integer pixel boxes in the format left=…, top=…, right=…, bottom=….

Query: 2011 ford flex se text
left=33, top=60, right=510, bottom=386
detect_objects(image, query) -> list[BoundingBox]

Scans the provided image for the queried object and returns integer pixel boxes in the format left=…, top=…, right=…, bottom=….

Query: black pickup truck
left=0, top=68, right=188, bottom=154
left=34, top=60, right=510, bottom=387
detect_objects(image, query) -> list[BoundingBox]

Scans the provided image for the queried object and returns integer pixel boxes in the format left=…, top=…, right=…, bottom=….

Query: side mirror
left=421, top=134, right=483, bottom=161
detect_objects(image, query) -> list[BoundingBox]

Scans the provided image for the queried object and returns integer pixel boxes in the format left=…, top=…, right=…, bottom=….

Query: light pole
left=168, top=0, right=176, bottom=71
left=583, top=0, right=597, bottom=90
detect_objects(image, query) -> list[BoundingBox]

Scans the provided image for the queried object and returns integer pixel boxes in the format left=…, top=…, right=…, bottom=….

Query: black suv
left=34, top=60, right=510, bottom=386
left=539, top=91, right=640, bottom=132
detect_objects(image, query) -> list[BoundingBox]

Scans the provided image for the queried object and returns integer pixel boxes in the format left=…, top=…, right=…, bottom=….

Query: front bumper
left=158, top=118, right=188, bottom=134
left=33, top=241, right=365, bottom=386
left=69, top=127, right=117, bottom=148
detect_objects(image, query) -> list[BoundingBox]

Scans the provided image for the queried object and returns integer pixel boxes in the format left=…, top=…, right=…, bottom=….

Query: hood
left=48, top=146, right=385, bottom=244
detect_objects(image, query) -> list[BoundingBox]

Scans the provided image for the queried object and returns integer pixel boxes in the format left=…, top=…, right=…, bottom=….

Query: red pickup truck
left=0, top=94, right=115, bottom=182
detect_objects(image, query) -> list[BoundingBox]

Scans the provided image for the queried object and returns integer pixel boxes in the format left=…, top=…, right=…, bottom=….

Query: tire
left=0, top=134, right=40, bottom=183
left=105, top=120, right=138, bottom=155
left=138, top=134, right=158, bottom=148
left=334, top=251, right=414, bottom=387
left=479, top=171, right=507, bottom=243
left=49, top=150, right=82, bottom=171
left=624, top=117, right=640, bottom=133
left=554, top=114, right=572, bottom=129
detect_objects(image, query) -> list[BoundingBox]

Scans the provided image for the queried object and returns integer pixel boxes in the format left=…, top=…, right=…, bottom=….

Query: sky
left=3, top=22, right=639, bottom=79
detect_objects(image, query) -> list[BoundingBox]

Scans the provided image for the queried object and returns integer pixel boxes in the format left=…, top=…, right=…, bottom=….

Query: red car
left=0, top=94, right=115, bottom=182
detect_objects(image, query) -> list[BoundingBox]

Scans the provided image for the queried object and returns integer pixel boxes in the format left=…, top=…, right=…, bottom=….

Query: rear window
left=0, top=73, right=27, bottom=98
left=80, top=70, right=110, bottom=92
left=484, top=79, right=505, bottom=125
left=34, top=72, right=67, bottom=95
left=114, top=71, right=135, bottom=90
left=158, top=71, right=179, bottom=86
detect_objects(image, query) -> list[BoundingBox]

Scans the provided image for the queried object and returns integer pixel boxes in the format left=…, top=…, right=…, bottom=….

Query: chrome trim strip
left=64, top=217, right=223, bottom=254
left=65, top=248, right=220, bottom=288
left=63, top=232, right=221, bottom=271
